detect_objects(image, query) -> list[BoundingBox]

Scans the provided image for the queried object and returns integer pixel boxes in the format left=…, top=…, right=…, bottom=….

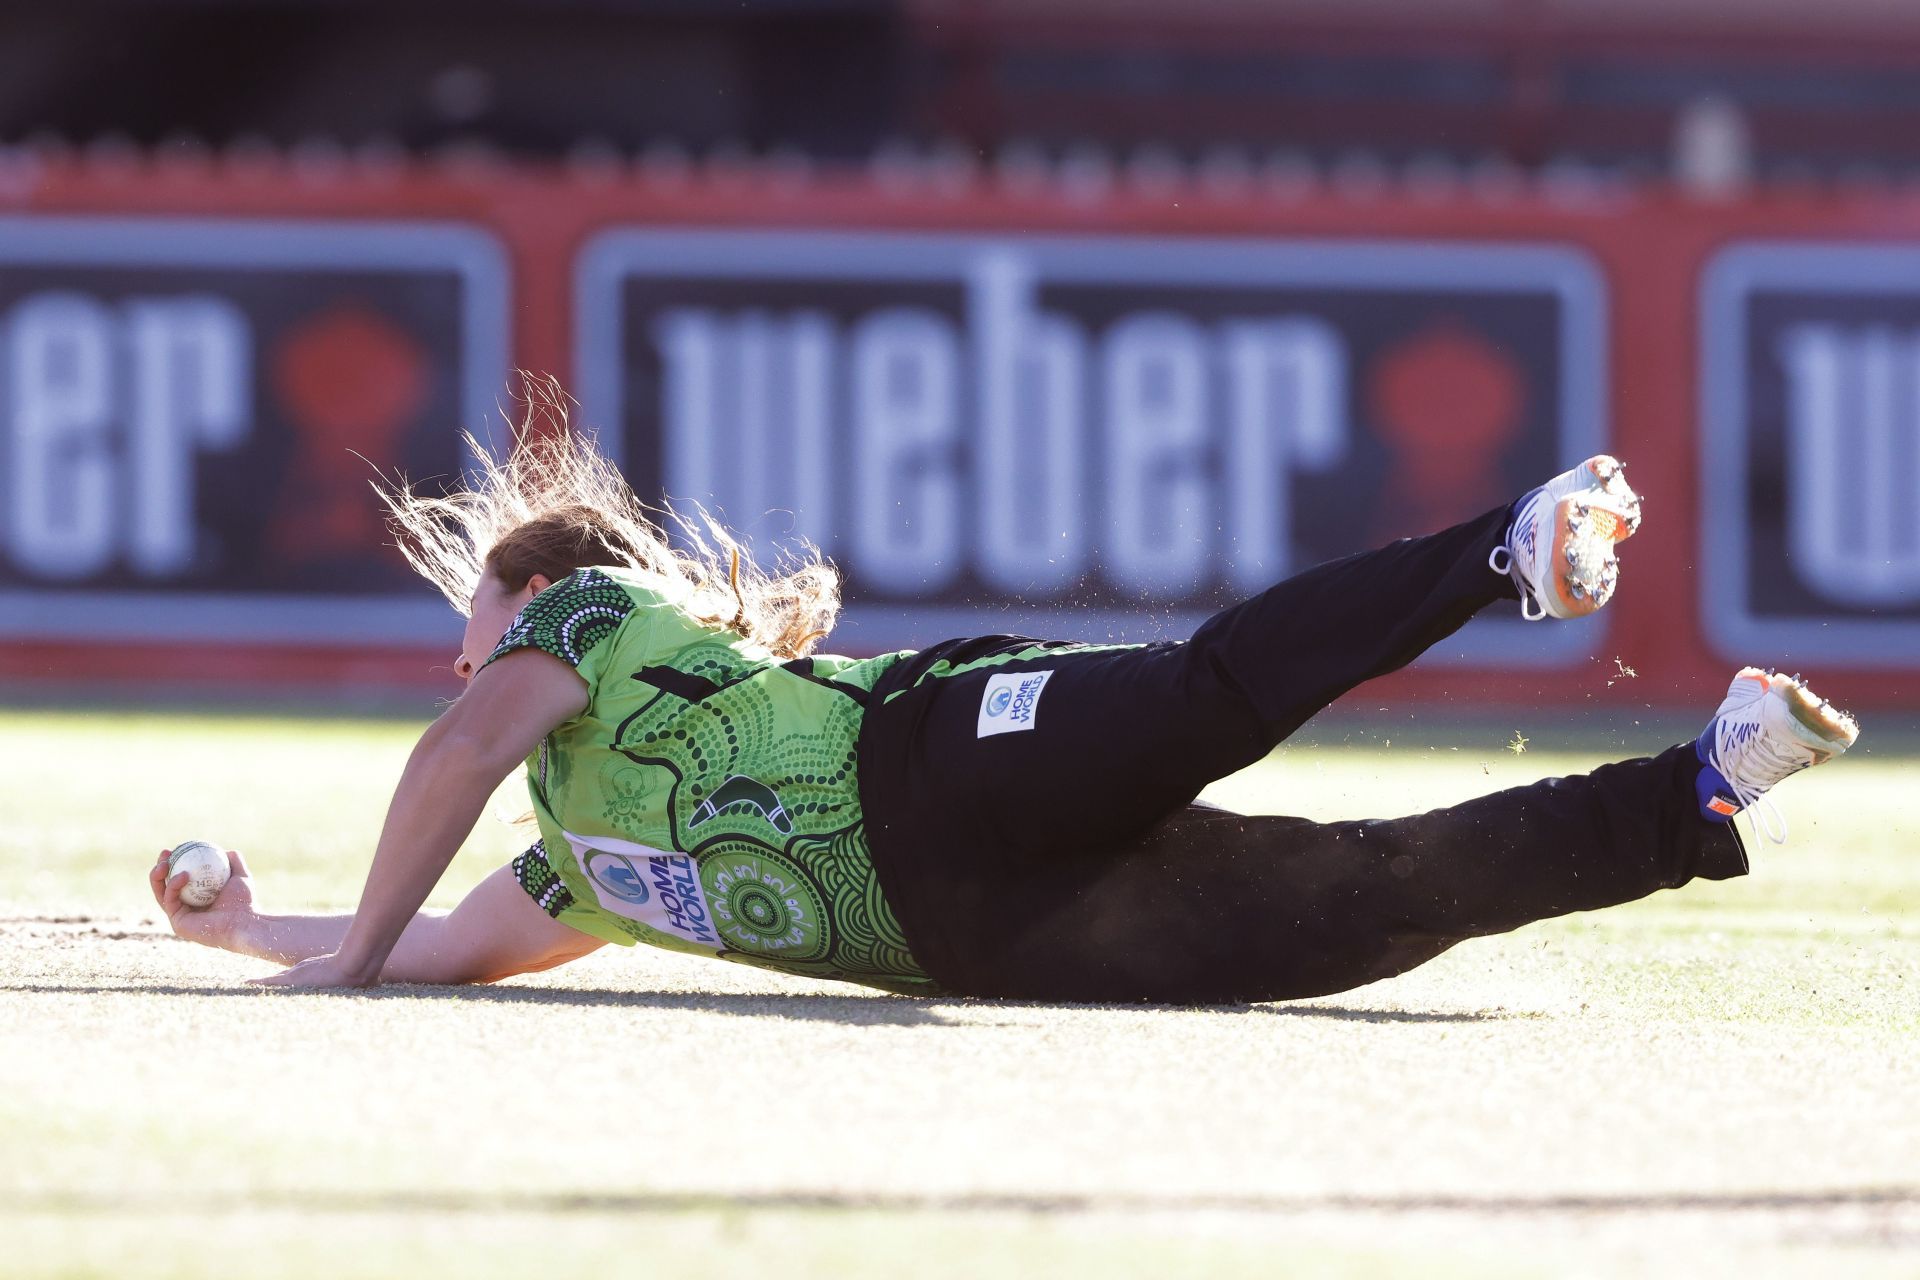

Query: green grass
left=4, top=709, right=522, bottom=914
left=3, top=706, right=1916, bottom=1279
left=6, top=1209, right=1559, bottom=1280
left=15, top=706, right=1917, bottom=924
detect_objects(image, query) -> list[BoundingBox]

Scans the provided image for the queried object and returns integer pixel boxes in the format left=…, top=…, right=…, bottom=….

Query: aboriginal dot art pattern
left=490, top=567, right=937, bottom=993
left=489, top=568, right=634, bottom=667
left=512, top=840, right=577, bottom=918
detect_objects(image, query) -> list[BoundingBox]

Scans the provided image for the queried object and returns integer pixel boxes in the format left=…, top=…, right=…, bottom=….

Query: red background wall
left=2, top=155, right=1914, bottom=709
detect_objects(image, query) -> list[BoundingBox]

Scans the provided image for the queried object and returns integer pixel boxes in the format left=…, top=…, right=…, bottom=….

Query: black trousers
left=857, top=504, right=1749, bottom=1004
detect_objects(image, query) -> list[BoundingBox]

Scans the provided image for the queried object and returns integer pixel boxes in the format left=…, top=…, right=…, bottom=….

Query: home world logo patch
left=585, top=851, right=651, bottom=905
left=978, top=669, right=1053, bottom=738
left=566, top=832, right=723, bottom=953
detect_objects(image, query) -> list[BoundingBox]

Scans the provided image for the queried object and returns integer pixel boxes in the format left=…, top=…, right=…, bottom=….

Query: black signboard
left=0, top=216, right=508, bottom=645
left=1703, top=244, right=1920, bottom=667
left=578, top=230, right=1607, bottom=664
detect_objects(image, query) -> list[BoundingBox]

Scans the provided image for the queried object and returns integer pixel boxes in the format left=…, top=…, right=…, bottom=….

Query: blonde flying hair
left=378, top=378, right=840, bottom=659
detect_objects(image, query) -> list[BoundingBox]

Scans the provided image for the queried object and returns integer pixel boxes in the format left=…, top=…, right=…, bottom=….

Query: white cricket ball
left=168, top=840, right=230, bottom=909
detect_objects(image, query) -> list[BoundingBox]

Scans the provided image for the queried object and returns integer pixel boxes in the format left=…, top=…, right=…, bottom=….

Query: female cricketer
left=151, top=422, right=1861, bottom=1002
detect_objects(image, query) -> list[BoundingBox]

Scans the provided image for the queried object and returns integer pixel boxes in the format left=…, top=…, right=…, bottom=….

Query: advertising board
left=578, top=229, right=1607, bottom=662
left=1702, top=244, right=1920, bottom=668
left=0, top=216, right=508, bottom=646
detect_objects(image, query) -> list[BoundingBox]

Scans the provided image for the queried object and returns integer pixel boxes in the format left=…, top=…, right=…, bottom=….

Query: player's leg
left=919, top=669, right=1857, bottom=1004
left=1180, top=452, right=1643, bottom=747
left=873, top=509, right=1503, bottom=858
left=945, top=747, right=1733, bottom=1003
left=865, top=459, right=1643, bottom=861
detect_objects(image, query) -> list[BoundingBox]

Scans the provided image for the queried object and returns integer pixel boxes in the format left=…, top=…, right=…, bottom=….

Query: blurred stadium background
left=6, top=9, right=1919, bottom=1278
left=2, top=0, right=1918, bottom=715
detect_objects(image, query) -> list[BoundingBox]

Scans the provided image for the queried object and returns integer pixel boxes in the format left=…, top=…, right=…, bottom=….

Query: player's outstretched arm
left=399, top=861, right=608, bottom=983
left=252, top=647, right=591, bottom=989
left=151, top=855, right=603, bottom=983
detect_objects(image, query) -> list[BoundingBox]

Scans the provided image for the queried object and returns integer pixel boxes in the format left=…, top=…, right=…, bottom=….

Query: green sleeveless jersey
left=483, top=566, right=940, bottom=994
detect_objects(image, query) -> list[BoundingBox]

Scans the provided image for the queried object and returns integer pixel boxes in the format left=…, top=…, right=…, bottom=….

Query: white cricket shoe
left=1489, top=455, right=1643, bottom=620
left=1695, top=668, right=1860, bottom=844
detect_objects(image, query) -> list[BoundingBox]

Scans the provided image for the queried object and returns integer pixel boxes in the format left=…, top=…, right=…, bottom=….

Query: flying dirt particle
left=1614, top=657, right=1638, bottom=679
left=1507, top=731, right=1529, bottom=755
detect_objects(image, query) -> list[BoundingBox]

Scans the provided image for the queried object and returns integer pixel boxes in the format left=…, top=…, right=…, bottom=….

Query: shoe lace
left=1487, top=544, right=1548, bottom=621
left=1706, top=718, right=1801, bottom=845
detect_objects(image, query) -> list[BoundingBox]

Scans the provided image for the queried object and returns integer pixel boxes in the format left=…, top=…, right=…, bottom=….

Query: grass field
left=3, top=706, right=1916, bottom=1278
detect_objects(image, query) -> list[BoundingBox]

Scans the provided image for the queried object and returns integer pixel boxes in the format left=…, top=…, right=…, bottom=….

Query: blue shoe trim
left=1694, top=731, right=1738, bottom=822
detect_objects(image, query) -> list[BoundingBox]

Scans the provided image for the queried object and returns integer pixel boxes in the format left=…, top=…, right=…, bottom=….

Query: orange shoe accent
left=1546, top=501, right=1603, bottom=616
left=1548, top=528, right=1586, bottom=614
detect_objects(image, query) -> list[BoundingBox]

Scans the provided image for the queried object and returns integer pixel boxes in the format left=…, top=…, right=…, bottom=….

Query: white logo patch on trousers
left=977, top=670, right=1054, bottom=738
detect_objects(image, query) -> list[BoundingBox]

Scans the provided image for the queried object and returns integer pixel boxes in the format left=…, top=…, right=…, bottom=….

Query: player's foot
left=1695, top=667, right=1859, bottom=843
left=1488, top=455, right=1643, bottom=621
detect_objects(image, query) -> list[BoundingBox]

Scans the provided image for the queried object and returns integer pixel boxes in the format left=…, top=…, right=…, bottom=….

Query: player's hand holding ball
left=150, top=842, right=257, bottom=947
left=169, top=840, right=229, bottom=906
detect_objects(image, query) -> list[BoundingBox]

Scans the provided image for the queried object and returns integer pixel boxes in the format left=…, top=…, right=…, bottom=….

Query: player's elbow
left=378, top=915, right=504, bottom=986
left=417, top=718, right=526, bottom=785
left=443, top=962, right=518, bottom=986
left=398, top=927, right=560, bottom=987
left=388, top=951, right=509, bottom=987
left=459, top=937, right=593, bottom=984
